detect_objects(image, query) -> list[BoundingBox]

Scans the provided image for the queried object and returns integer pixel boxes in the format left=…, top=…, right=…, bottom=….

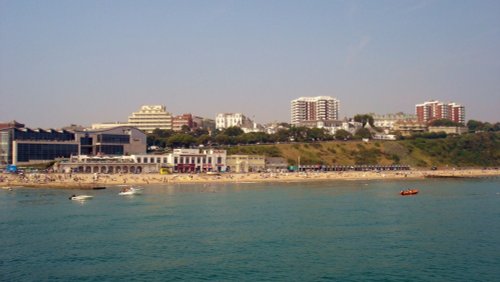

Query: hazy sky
left=1, top=0, right=499, bottom=128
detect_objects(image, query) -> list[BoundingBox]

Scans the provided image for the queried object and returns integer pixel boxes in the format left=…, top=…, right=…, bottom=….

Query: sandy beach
left=1, top=168, right=499, bottom=189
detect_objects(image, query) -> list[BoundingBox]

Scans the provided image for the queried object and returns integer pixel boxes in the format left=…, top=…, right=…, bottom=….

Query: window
left=80, top=137, right=93, bottom=146
left=16, top=143, right=78, bottom=162
left=96, top=145, right=124, bottom=155
left=98, top=134, right=130, bottom=144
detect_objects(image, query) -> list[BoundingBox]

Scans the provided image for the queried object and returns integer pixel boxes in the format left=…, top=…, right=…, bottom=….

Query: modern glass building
left=0, top=126, right=147, bottom=166
left=0, top=128, right=79, bottom=165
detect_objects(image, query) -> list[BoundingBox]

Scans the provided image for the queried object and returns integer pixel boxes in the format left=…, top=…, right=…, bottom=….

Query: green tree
left=223, top=126, right=244, bottom=137
left=166, top=134, right=196, bottom=148
left=273, top=129, right=291, bottom=142
left=353, top=114, right=375, bottom=127
left=215, top=134, right=231, bottom=145
left=289, top=126, right=310, bottom=142
left=308, top=128, right=329, bottom=141
left=180, top=125, right=191, bottom=133
left=196, top=134, right=211, bottom=146
left=354, top=128, right=372, bottom=139
left=334, top=129, right=352, bottom=140
left=191, top=128, right=209, bottom=138
left=429, top=119, right=461, bottom=127
left=151, top=129, right=175, bottom=139
left=494, top=123, right=500, bottom=132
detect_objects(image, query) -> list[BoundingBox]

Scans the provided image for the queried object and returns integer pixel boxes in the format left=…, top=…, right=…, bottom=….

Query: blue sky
left=1, top=0, right=499, bottom=128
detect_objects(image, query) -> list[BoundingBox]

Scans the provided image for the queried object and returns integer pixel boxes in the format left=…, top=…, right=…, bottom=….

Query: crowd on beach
left=0, top=168, right=499, bottom=189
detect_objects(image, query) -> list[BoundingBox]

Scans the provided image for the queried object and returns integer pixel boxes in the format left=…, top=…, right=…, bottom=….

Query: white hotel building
left=128, top=105, right=173, bottom=133
left=91, top=105, right=174, bottom=133
left=291, top=96, right=339, bottom=125
left=215, top=113, right=254, bottom=130
left=133, top=149, right=227, bottom=173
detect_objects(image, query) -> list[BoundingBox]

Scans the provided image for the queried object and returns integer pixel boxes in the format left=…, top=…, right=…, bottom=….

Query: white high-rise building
left=215, top=113, right=253, bottom=130
left=128, top=105, right=173, bottom=133
left=291, top=96, right=339, bottom=125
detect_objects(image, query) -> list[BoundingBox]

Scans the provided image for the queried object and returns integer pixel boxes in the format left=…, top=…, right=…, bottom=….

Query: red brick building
left=415, top=101, right=465, bottom=124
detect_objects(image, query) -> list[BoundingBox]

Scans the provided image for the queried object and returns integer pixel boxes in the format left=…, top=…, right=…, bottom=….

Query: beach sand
left=1, top=168, right=499, bottom=189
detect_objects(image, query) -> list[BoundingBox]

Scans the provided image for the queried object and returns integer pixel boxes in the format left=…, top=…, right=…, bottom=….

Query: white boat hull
left=118, top=187, right=143, bottom=196
left=70, top=195, right=93, bottom=201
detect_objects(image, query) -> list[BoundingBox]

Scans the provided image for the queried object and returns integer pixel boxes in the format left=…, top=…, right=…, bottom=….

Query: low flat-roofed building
left=393, top=121, right=428, bottom=136
left=56, top=155, right=158, bottom=174
left=371, top=113, right=416, bottom=129
left=91, top=122, right=129, bottom=130
left=265, top=157, right=289, bottom=172
left=428, top=126, right=468, bottom=135
left=226, top=155, right=266, bottom=173
left=373, top=134, right=397, bottom=141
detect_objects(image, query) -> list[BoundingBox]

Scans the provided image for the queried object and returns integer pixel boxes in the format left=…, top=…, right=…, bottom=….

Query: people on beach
left=0, top=169, right=498, bottom=188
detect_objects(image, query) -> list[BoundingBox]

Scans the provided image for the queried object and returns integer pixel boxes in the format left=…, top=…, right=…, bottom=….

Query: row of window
left=135, top=156, right=223, bottom=165
left=13, top=129, right=75, bottom=141
left=17, top=144, right=78, bottom=162
left=96, top=145, right=124, bottom=155
left=97, top=134, right=130, bottom=144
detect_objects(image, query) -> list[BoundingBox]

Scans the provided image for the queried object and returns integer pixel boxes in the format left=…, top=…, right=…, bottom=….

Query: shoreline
left=1, top=169, right=499, bottom=189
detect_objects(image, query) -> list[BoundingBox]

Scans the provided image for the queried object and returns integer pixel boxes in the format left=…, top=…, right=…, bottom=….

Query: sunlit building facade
left=215, top=113, right=254, bottom=130
left=128, top=105, right=173, bottom=133
left=291, top=96, right=339, bottom=125
left=415, top=101, right=465, bottom=124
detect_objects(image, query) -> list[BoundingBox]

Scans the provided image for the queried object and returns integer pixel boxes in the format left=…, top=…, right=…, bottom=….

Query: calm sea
left=1, top=178, right=499, bottom=281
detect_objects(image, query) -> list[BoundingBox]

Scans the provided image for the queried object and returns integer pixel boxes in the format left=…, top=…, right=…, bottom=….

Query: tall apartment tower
left=291, top=96, right=339, bottom=125
left=415, top=100, right=465, bottom=124
left=128, top=105, right=173, bottom=133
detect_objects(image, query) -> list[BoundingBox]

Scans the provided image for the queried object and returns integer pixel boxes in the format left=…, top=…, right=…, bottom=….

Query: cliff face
left=228, top=132, right=500, bottom=168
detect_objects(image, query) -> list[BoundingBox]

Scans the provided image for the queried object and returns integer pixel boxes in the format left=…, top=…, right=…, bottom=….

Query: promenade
left=1, top=169, right=499, bottom=189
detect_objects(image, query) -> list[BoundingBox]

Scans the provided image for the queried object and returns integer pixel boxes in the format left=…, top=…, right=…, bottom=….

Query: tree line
left=146, top=116, right=499, bottom=150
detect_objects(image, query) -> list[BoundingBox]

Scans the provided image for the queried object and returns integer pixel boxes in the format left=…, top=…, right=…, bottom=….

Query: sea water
left=1, top=179, right=499, bottom=281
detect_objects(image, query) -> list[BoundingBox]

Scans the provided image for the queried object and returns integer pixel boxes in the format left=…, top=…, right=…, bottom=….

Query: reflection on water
left=1, top=179, right=499, bottom=281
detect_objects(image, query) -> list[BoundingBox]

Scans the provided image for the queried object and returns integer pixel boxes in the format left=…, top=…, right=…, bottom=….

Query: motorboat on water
left=69, top=194, right=94, bottom=201
left=400, top=189, right=419, bottom=196
left=118, top=187, right=143, bottom=196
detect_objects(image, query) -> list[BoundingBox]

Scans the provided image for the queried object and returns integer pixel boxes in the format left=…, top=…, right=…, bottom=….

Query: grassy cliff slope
left=227, top=132, right=499, bottom=168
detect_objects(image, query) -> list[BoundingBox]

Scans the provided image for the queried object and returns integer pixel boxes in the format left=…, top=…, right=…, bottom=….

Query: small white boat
left=69, top=195, right=94, bottom=201
left=118, top=187, right=143, bottom=196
